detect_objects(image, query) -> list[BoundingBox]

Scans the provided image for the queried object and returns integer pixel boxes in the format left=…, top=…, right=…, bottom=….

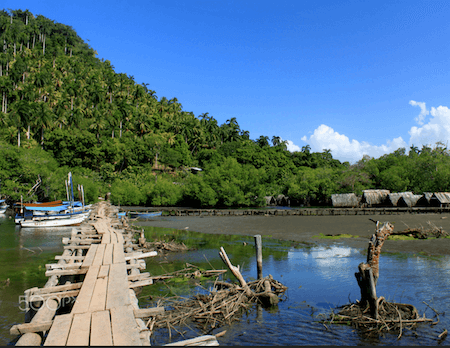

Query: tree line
left=0, top=9, right=449, bottom=207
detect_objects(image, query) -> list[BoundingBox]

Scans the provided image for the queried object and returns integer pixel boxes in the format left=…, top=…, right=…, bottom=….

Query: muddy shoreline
left=137, top=213, right=450, bottom=255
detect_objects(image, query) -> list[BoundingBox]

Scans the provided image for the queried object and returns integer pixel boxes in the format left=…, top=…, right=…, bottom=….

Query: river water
left=0, top=214, right=449, bottom=346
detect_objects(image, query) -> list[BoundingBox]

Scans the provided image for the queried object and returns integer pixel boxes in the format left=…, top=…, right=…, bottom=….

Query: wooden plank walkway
left=12, top=201, right=161, bottom=346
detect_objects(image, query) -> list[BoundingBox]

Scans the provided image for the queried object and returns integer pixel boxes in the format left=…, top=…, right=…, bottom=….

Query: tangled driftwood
left=394, top=221, right=448, bottom=239
left=326, top=220, right=437, bottom=338
left=146, top=247, right=287, bottom=339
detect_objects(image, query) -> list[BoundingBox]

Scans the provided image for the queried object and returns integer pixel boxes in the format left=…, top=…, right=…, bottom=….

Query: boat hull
left=20, top=214, right=88, bottom=228
left=129, top=211, right=162, bottom=219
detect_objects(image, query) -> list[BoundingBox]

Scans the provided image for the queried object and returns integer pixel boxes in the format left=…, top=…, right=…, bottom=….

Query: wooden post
left=254, top=235, right=263, bottom=280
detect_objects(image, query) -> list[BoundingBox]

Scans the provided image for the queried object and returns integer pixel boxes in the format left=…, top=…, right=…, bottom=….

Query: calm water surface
left=0, top=214, right=449, bottom=346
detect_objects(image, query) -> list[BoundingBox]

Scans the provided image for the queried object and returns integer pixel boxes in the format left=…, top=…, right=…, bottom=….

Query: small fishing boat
left=20, top=212, right=88, bottom=228
left=16, top=172, right=91, bottom=227
left=128, top=211, right=162, bottom=219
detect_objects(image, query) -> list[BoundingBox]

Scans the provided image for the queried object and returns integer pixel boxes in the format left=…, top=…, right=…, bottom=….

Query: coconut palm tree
left=8, top=100, right=31, bottom=147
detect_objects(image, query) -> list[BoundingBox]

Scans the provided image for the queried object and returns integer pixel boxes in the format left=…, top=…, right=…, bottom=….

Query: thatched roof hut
left=331, top=193, right=360, bottom=208
left=398, top=194, right=422, bottom=207
left=276, top=194, right=290, bottom=206
left=361, top=189, right=390, bottom=207
left=264, top=196, right=276, bottom=206
left=386, top=192, right=421, bottom=207
left=416, top=192, right=433, bottom=207
left=430, top=192, right=450, bottom=207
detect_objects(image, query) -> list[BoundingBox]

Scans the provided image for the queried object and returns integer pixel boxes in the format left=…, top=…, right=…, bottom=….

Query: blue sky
left=4, top=0, right=450, bottom=163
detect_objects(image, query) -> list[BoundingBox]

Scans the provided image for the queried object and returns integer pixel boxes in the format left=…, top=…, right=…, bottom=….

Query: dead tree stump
left=355, top=221, right=394, bottom=319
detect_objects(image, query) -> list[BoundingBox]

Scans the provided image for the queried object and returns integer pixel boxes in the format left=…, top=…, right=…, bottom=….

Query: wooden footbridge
left=11, top=201, right=218, bottom=346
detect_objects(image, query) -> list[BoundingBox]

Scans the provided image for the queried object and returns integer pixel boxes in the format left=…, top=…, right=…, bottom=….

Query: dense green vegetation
left=1, top=9, right=449, bottom=207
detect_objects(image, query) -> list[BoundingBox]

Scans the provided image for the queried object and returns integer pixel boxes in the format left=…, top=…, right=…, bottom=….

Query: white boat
left=20, top=213, right=88, bottom=228
left=17, top=172, right=91, bottom=227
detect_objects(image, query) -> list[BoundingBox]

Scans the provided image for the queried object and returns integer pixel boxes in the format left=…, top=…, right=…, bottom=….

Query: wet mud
left=138, top=213, right=450, bottom=255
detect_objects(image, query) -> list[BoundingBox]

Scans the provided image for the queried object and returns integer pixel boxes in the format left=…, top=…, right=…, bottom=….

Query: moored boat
left=129, top=211, right=162, bottom=219
left=20, top=213, right=88, bottom=227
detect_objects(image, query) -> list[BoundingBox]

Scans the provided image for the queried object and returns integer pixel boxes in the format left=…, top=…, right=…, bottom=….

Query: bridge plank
left=103, top=244, right=113, bottom=265
left=81, top=244, right=98, bottom=269
left=106, top=263, right=130, bottom=309
left=88, top=277, right=108, bottom=312
left=71, top=265, right=100, bottom=314
left=92, top=243, right=106, bottom=267
left=43, top=314, right=73, bottom=346
left=113, top=243, right=125, bottom=264
left=90, top=310, right=112, bottom=346
left=66, top=312, right=91, bottom=346
left=110, top=305, right=141, bottom=346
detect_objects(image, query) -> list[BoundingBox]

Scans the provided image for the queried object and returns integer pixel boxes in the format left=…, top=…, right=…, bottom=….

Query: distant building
left=430, top=192, right=450, bottom=207
left=331, top=193, right=360, bottom=208
left=416, top=192, right=433, bottom=207
left=361, top=189, right=390, bottom=207
left=264, top=196, right=276, bottom=206
left=397, top=194, right=422, bottom=207
left=276, top=194, right=289, bottom=206
left=386, top=192, right=422, bottom=207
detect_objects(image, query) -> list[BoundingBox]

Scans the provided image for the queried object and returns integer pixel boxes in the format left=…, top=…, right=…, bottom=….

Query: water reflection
left=141, top=229, right=450, bottom=346
left=1, top=220, right=449, bottom=346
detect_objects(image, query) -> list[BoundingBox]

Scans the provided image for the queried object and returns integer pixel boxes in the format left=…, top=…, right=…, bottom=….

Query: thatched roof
left=276, top=194, right=289, bottom=206
left=416, top=192, right=433, bottom=207
left=398, top=194, right=422, bottom=207
left=361, top=189, right=390, bottom=206
left=264, top=196, right=276, bottom=206
left=386, top=192, right=414, bottom=207
left=430, top=192, right=450, bottom=206
left=331, top=193, right=360, bottom=208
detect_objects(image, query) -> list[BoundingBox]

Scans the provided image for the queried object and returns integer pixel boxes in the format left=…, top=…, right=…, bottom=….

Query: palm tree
left=272, top=136, right=282, bottom=146
left=34, top=101, right=53, bottom=146
left=9, top=100, right=31, bottom=147
left=256, top=135, right=270, bottom=148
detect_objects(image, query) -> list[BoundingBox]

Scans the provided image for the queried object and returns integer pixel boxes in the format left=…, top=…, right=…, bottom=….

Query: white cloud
left=285, top=140, right=301, bottom=152
left=409, top=103, right=450, bottom=147
left=295, top=101, right=450, bottom=164
left=300, top=124, right=407, bottom=163
left=409, top=100, right=429, bottom=125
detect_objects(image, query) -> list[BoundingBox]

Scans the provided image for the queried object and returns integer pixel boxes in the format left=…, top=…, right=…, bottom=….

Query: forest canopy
left=0, top=9, right=449, bottom=207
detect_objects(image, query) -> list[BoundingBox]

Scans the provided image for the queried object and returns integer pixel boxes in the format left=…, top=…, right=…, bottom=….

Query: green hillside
left=0, top=9, right=449, bottom=207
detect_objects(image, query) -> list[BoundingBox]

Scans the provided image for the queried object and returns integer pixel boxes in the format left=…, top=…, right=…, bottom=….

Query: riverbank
left=137, top=213, right=450, bottom=256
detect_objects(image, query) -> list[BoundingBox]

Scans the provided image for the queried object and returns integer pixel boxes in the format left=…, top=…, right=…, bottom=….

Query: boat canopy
left=24, top=205, right=70, bottom=212
left=63, top=201, right=83, bottom=207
